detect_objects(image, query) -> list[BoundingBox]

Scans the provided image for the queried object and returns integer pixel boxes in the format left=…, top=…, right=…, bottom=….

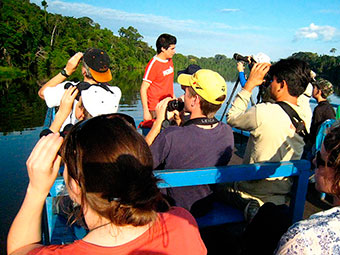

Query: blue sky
left=31, top=0, right=340, bottom=61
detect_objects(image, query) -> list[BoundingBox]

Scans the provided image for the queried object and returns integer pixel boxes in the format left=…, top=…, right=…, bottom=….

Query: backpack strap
left=276, top=101, right=308, bottom=138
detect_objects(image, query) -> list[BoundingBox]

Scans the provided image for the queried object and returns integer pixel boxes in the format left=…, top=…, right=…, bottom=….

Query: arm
left=227, top=63, right=270, bottom=130
left=49, top=86, right=79, bottom=133
left=38, top=52, right=83, bottom=99
left=7, top=133, right=63, bottom=255
left=237, top=62, right=247, bottom=87
left=140, top=80, right=152, bottom=121
left=145, top=97, right=173, bottom=146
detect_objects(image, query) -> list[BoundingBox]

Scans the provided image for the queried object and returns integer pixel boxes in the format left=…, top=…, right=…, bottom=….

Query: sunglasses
left=315, top=151, right=334, bottom=168
left=62, top=113, right=136, bottom=178
left=74, top=113, right=136, bottom=131
left=49, top=113, right=135, bottom=158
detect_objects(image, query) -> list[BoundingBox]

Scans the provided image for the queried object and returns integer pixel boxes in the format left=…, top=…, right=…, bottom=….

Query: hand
left=26, top=133, right=63, bottom=196
left=65, top=52, right=83, bottom=75
left=143, top=110, right=153, bottom=121
left=58, top=86, right=79, bottom=117
left=237, top=62, right=245, bottom=72
left=155, top=97, right=173, bottom=122
left=244, top=63, right=271, bottom=92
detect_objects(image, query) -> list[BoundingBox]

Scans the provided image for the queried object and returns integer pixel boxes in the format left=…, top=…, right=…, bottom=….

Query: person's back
left=241, top=101, right=308, bottom=164
left=225, top=58, right=312, bottom=210
left=38, top=48, right=121, bottom=128
left=147, top=69, right=234, bottom=210
left=309, top=78, right=336, bottom=145
left=7, top=114, right=206, bottom=255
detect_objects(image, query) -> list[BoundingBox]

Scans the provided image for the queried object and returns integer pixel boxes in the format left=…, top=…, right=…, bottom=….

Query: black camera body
left=233, top=53, right=272, bottom=88
left=167, top=99, right=184, bottom=112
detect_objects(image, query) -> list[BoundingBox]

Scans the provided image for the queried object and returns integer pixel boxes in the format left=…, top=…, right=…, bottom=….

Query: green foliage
left=173, top=54, right=239, bottom=81
left=291, top=52, right=340, bottom=88
left=0, top=67, right=26, bottom=81
left=1, top=0, right=340, bottom=133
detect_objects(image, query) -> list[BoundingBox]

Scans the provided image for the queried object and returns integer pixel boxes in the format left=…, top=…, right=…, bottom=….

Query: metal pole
left=220, top=78, right=240, bottom=121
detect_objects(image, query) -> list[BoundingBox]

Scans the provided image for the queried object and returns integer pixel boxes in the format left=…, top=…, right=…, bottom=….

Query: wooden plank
left=154, top=160, right=310, bottom=188
left=45, top=160, right=311, bottom=242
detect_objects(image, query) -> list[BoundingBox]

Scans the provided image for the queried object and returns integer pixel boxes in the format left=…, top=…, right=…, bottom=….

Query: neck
left=82, top=204, right=152, bottom=246
left=189, top=110, right=206, bottom=120
left=157, top=52, right=168, bottom=60
left=276, top=95, right=298, bottom=105
left=317, top=97, right=327, bottom=103
left=83, top=77, right=98, bottom=84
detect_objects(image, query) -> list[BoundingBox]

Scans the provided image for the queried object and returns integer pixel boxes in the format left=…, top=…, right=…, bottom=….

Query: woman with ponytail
left=7, top=114, right=206, bottom=255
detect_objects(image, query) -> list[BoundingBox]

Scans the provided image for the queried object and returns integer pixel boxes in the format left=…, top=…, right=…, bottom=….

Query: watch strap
left=61, top=68, right=69, bottom=78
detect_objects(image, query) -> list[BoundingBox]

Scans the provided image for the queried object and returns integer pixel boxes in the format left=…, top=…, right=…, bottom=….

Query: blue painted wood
left=154, top=160, right=309, bottom=188
left=45, top=160, right=311, bottom=240
left=195, top=202, right=244, bottom=228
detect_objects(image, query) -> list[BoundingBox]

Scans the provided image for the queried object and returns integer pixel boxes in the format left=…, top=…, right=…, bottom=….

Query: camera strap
left=276, top=101, right=308, bottom=138
left=182, top=117, right=219, bottom=127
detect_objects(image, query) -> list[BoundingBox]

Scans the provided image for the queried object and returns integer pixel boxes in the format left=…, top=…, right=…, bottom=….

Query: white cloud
left=295, top=23, right=336, bottom=41
left=29, top=0, right=274, bottom=57
left=319, top=9, right=340, bottom=14
left=220, top=8, right=241, bottom=13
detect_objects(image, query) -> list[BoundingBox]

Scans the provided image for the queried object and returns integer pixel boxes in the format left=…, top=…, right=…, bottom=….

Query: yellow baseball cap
left=177, top=69, right=227, bottom=105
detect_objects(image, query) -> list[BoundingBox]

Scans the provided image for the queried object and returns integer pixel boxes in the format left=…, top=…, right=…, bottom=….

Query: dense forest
left=0, top=0, right=339, bottom=132
left=1, top=0, right=339, bottom=86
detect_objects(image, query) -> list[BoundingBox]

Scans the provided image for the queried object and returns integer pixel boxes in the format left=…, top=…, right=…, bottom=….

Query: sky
left=31, top=0, right=340, bottom=61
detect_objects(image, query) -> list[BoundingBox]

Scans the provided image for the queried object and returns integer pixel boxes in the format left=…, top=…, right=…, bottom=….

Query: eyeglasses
left=315, top=151, right=334, bottom=168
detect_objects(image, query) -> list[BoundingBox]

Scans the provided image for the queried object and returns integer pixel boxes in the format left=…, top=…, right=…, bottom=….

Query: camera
left=233, top=53, right=272, bottom=88
left=167, top=99, right=184, bottom=112
left=233, top=53, right=256, bottom=68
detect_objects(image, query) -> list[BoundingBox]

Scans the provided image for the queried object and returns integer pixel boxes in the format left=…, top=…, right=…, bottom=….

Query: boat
left=40, top=106, right=316, bottom=246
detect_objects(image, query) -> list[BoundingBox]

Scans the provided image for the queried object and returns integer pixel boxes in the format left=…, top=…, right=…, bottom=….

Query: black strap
left=182, top=117, right=219, bottom=127
left=276, top=101, right=308, bottom=138
left=161, top=117, right=219, bottom=130
left=64, top=82, right=113, bottom=94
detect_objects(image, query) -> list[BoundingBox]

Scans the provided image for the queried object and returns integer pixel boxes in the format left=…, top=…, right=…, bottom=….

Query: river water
left=0, top=81, right=339, bottom=252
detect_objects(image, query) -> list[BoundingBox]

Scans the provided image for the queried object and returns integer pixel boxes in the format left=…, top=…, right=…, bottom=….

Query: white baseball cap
left=252, top=52, right=271, bottom=63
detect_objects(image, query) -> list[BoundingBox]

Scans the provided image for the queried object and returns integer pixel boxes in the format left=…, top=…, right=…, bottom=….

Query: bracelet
left=60, top=68, right=69, bottom=78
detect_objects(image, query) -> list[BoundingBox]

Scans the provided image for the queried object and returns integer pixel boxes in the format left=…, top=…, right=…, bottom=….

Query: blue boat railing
left=42, top=159, right=311, bottom=244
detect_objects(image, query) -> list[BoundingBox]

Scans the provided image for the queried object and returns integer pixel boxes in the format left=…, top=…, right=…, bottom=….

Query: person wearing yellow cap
left=38, top=48, right=121, bottom=129
left=145, top=69, right=234, bottom=211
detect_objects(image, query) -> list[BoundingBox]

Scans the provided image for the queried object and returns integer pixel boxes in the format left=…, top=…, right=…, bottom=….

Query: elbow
left=38, top=88, right=45, bottom=100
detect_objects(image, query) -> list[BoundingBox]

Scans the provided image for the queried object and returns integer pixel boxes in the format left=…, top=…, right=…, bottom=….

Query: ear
left=193, top=95, right=201, bottom=107
left=78, top=110, right=85, bottom=121
left=81, top=66, right=86, bottom=76
left=280, top=80, right=287, bottom=89
left=69, top=178, right=82, bottom=204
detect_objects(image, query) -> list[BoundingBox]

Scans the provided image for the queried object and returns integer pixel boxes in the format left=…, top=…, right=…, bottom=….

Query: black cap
left=177, top=64, right=201, bottom=76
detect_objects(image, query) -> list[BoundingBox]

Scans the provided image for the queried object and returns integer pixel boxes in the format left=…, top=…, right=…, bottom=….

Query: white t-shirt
left=43, top=81, right=79, bottom=129
left=43, top=81, right=122, bottom=129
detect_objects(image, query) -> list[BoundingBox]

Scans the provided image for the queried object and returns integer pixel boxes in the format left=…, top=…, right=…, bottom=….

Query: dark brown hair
left=323, top=124, right=340, bottom=197
left=61, top=114, right=169, bottom=227
left=187, top=86, right=224, bottom=118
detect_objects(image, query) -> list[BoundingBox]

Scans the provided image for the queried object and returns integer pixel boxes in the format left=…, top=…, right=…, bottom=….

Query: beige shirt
left=227, top=89, right=312, bottom=164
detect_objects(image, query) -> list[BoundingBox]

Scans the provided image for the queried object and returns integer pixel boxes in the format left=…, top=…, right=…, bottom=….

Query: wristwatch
left=60, top=68, right=69, bottom=78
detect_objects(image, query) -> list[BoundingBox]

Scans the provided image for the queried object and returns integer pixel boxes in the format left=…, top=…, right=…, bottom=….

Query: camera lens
left=167, top=100, right=184, bottom=112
